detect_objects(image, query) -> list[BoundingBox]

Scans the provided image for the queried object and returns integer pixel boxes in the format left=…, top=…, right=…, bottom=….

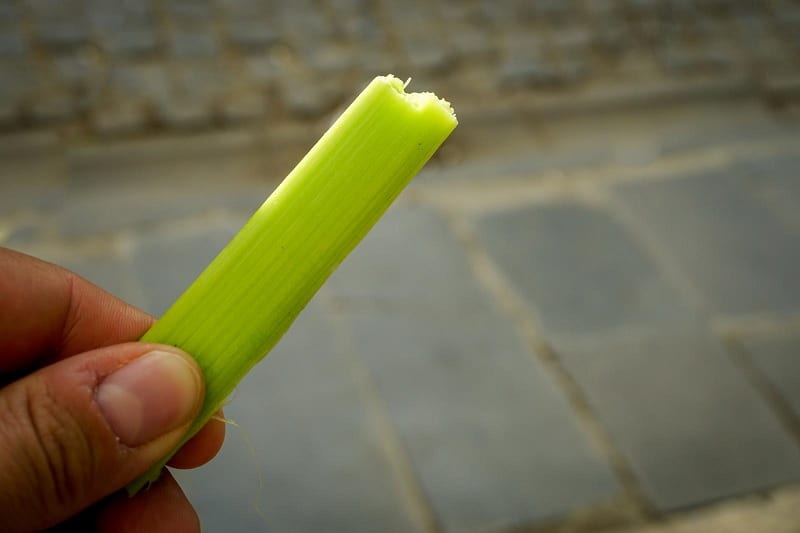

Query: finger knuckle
left=17, top=379, right=92, bottom=511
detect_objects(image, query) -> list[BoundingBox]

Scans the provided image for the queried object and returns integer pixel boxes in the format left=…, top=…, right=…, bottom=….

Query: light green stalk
left=127, top=75, right=457, bottom=494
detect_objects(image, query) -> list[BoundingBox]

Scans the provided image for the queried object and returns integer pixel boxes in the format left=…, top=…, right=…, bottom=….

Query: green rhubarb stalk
left=127, top=75, right=457, bottom=494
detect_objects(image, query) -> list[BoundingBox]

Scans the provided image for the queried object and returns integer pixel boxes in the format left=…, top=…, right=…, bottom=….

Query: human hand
left=0, top=248, right=225, bottom=532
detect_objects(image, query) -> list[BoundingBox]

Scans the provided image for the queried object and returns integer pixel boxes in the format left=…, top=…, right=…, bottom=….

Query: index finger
left=0, top=247, right=155, bottom=375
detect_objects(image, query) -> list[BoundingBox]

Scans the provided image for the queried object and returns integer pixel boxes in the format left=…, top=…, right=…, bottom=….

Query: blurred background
left=2, top=0, right=800, bottom=531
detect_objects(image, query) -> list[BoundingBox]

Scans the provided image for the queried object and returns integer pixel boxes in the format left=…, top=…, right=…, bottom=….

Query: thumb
left=0, top=343, right=204, bottom=533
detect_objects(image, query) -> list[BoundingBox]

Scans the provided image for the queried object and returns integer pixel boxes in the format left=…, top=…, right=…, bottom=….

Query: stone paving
left=2, top=92, right=800, bottom=531
left=0, top=0, right=799, bottom=135
left=611, top=486, right=800, bottom=533
left=2, top=0, right=800, bottom=531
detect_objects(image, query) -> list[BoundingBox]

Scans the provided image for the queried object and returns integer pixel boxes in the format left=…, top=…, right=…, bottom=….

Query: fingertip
left=97, top=349, right=204, bottom=448
left=168, top=410, right=226, bottom=469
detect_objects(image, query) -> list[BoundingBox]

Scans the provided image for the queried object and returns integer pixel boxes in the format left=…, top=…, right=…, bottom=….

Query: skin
left=0, top=247, right=225, bottom=532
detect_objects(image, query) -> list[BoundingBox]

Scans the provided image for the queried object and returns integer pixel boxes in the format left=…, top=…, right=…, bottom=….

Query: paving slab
left=66, top=132, right=270, bottom=189
left=611, top=486, right=800, bottom=533
left=174, top=301, right=417, bottom=532
left=422, top=147, right=610, bottom=183
left=328, top=205, right=491, bottom=315
left=129, top=218, right=245, bottom=316
left=0, top=135, right=67, bottom=214
left=472, top=197, right=800, bottom=512
left=473, top=202, right=697, bottom=341
left=613, top=170, right=800, bottom=316
left=57, top=139, right=272, bottom=238
left=658, top=117, right=800, bottom=158
left=59, top=252, right=148, bottom=311
left=55, top=181, right=266, bottom=239
left=332, top=207, right=618, bottom=531
left=559, top=332, right=800, bottom=511
left=736, top=154, right=800, bottom=233
left=343, top=311, right=619, bottom=531
left=738, top=334, right=800, bottom=419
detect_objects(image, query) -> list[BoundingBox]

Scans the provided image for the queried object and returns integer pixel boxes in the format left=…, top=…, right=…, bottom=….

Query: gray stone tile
left=60, top=253, right=148, bottom=310
left=242, top=55, right=276, bottom=86
left=738, top=153, right=800, bottom=183
left=344, top=312, right=618, bottom=530
left=0, top=136, right=67, bottom=214
left=379, top=2, right=452, bottom=72
left=0, top=177, right=66, bottom=215
left=30, top=90, right=77, bottom=123
left=559, top=332, right=800, bottom=511
left=659, top=119, right=800, bottom=158
left=164, top=0, right=213, bottom=22
left=89, top=1, right=157, bottom=56
left=170, top=30, right=219, bottom=58
left=36, top=17, right=92, bottom=49
left=277, top=0, right=329, bottom=40
left=108, top=63, right=171, bottom=103
left=344, top=13, right=386, bottom=49
left=333, top=206, right=617, bottom=530
left=477, top=0, right=515, bottom=24
left=103, top=28, right=158, bottom=56
left=328, top=206, right=490, bottom=315
left=61, top=141, right=273, bottom=237
left=305, top=42, right=360, bottom=74
left=499, top=34, right=556, bottom=88
left=655, top=41, right=737, bottom=76
left=0, top=97, right=19, bottom=125
left=0, top=62, right=36, bottom=103
left=155, top=97, right=214, bottom=129
left=173, top=62, right=235, bottom=100
left=736, top=154, right=800, bottom=233
left=55, top=183, right=252, bottom=239
left=130, top=219, right=244, bottom=316
left=218, top=90, right=267, bottom=123
left=422, top=147, right=610, bottom=182
left=0, top=3, right=19, bottom=21
left=174, top=301, right=417, bottom=533
left=473, top=203, right=695, bottom=340
left=278, top=76, right=345, bottom=119
left=52, top=50, right=104, bottom=90
left=740, top=334, right=800, bottom=417
left=91, top=98, right=149, bottom=135
left=56, top=188, right=176, bottom=238
left=68, top=134, right=272, bottom=188
left=613, top=171, right=800, bottom=316
left=442, top=8, right=493, bottom=59
left=0, top=31, right=27, bottom=58
left=227, top=20, right=279, bottom=51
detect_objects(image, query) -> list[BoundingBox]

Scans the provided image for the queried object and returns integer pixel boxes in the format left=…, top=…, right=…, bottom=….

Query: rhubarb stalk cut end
left=380, top=74, right=457, bottom=119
